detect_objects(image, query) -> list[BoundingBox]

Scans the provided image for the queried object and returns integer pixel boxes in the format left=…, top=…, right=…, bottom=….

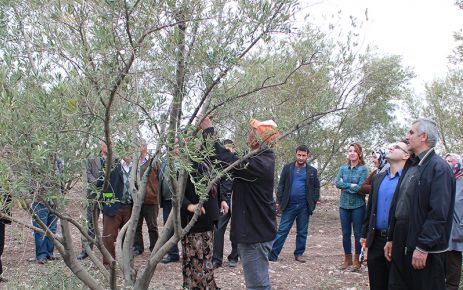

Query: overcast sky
left=299, top=0, right=463, bottom=93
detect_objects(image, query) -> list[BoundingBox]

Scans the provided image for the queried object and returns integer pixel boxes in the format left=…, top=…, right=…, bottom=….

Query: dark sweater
left=207, top=127, right=277, bottom=244
left=180, top=162, right=223, bottom=233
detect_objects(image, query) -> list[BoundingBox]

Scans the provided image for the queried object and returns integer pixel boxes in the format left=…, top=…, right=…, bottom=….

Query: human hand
left=359, top=238, right=367, bottom=263
left=187, top=203, right=206, bottom=215
left=199, top=115, right=213, bottom=130
left=220, top=200, right=229, bottom=215
left=350, top=183, right=358, bottom=189
left=412, top=249, right=428, bottom=270
left=360, top=238, right=367, bottom=247
left=384, top=241, right=392, bottom=262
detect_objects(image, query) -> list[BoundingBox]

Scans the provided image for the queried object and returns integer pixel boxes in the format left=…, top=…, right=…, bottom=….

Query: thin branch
left=205, top=55, right=318, bottom=117
left=188, top=0, right=288, bottom=126
left=124, top=0, right=134, bottom=48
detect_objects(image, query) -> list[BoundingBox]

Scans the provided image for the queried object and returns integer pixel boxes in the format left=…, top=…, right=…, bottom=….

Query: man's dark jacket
left=103, top=162, right=132, bottom=216
left=388, top=149, right=456, bottom=252
left=207, top=128, right=277, bottom=244
left=361, top=171, right=388, bottom=248
left=276, top=162, right=320, bottom=215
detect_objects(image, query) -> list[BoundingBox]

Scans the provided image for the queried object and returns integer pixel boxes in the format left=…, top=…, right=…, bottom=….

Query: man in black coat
left=268, top=145, right=320, bottom=263
left=385, top=118, right=456, bottom=290
left=200, top=117, right=279, bottom=290
left=360, top=140, right=410, bottom=290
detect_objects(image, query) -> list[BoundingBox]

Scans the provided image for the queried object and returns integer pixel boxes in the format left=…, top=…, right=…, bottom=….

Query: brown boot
left=351, top=254, right=361, bottom=271
left=339, top=254, right=352, bottom=270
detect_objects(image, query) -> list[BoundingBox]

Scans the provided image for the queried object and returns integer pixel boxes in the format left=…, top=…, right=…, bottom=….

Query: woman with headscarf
left=180, top=151, right=228, bottom=289
left=335, top=143, right=369, bottom=271
left=359, top=148, right=389, bottom=195
left=444, top=153, right=463, bottom=290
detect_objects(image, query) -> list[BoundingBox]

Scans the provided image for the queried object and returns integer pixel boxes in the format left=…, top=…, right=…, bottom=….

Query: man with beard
left=268, top=145, right=320, bottom=263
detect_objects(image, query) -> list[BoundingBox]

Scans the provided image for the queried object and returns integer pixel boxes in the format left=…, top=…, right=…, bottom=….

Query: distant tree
left=210, top=24, right=414, bottom=183
left=421, top=1, right=463, bottom=154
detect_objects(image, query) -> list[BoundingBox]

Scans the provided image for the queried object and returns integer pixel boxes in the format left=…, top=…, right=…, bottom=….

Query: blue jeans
left=32, top=202, right=58, bottom=260
left=269, top=202, right=309, bottom=260
left=238, top=241, right=273, bottom=290
left=339, top=206, right=365, bottom=255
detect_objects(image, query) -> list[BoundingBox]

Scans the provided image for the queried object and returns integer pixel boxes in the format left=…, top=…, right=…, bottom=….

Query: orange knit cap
left=249, top=118, right=280, bottom=145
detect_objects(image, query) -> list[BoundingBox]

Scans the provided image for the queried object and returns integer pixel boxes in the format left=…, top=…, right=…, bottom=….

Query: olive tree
left=0, top=0, right=345, bottom=289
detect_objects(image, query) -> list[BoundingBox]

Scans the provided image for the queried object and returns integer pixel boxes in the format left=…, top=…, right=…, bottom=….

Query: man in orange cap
left=200, top=116, right=279, bottom=290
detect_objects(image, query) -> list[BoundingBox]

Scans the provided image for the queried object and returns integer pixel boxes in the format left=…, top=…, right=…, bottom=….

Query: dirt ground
left=1, top=187, right=371, bottom=289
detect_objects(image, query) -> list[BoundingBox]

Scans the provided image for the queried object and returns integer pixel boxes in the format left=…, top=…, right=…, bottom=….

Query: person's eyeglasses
left=391, top=144, right=408, bottom=154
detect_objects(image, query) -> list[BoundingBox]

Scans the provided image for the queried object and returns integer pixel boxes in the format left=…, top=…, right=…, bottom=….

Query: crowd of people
left=0, top=117, right=461, bottom=290
left=335, top=118, right=462, bottom=290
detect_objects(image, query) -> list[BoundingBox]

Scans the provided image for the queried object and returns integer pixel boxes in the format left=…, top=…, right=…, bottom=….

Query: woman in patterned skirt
left=181, top=161, right=228, bottom=289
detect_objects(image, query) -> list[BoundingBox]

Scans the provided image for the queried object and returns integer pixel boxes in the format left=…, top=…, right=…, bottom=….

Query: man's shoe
left=228, top=260, right=237, bottom=268
left=213, top=261, right=222, bottom=269
left=47, top=255, right=61, bottom=261
left=268, top=256, right=277, bottom=262
left=162, top=255, right=179, bottom=264
left=295, top=256, right=306, bottom=263
left=37, top=259, right=47, bottom=265
left=77, top=251, right=89, bottom=260
left=134, top=249, right=143, bottom=256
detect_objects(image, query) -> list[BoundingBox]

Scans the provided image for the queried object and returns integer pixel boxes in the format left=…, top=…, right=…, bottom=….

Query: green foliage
left=0, top=0, right=417, bottom=288
left=211, top=25, right=414, bottom=183
left=423, top=70, right=463, bottom=153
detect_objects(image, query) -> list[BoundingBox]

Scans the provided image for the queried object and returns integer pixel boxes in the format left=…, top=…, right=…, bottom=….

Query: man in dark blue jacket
left=102, top=155, right=133, bottom=265
left=386, top=118, right=456, bottom=290
left=269, top=145, right=320, bottom=263
left=360, top=140, right=410, bottom=290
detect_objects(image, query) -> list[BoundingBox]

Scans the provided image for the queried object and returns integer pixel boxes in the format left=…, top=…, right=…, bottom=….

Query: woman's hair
left=347, top=143, right=365, bottom=166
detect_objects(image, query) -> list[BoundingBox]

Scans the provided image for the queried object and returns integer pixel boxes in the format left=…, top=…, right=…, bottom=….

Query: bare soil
left=1, top=187, right=370, bottom=289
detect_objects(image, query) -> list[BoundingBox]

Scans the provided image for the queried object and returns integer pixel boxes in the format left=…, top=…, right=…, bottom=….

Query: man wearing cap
left=200, top=117, right=279, bottom=290
left=269, top=145, right=320, bottom=263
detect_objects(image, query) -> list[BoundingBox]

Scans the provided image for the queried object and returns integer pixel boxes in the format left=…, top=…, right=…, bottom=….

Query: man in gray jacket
left=77, top=142, right=107, bottom=260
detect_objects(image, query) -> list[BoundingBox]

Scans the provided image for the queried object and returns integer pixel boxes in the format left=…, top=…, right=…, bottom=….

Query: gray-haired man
left=386, top=118, right=455, bottom=290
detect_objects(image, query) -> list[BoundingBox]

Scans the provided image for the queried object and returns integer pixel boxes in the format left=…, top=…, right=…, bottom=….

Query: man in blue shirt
left=361, top=140, right=410, bottom=290
left=269, top=145, right=320, bottom=263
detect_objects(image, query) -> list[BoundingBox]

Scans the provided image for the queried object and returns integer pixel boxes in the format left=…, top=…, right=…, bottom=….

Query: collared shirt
left=376, top=168, right=402, bottom=230
left=289, top=165, right=307, bottom=205
left=336, top=164, right=369, bottom=209
left=120, top=160, right=132, bottom=204
left=139, top=155, right=149, bottom=166
left=121, top=159, right=132, bottom=173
